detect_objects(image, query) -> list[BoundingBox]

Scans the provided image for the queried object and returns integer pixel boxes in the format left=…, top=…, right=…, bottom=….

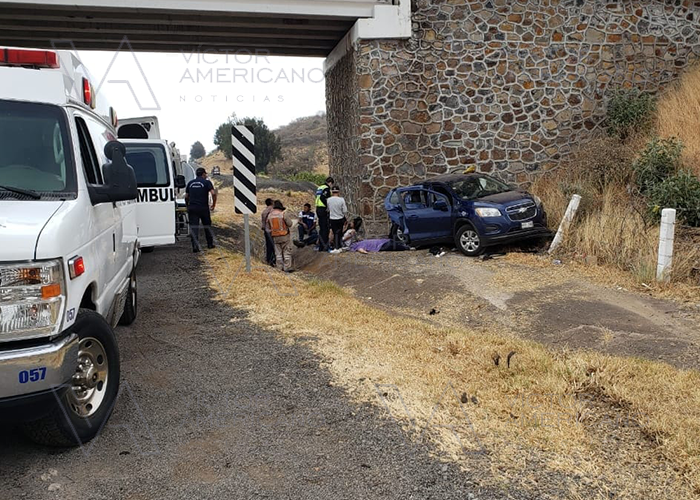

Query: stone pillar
left=326, top=0, right=700, bottom=234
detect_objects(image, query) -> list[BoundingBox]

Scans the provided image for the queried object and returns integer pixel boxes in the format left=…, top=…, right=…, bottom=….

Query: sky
left=78, top=50, right=327, bottom=156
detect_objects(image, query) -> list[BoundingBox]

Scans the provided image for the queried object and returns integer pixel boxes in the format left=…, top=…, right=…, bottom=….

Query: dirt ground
left=0, top=240, right=516, bottom=500
left=296, top=246, right=700, bottom=371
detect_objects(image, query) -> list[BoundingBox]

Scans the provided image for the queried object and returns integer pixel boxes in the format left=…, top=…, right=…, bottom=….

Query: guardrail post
left=548, top=194, right=581, bottom=255
left=656, top=208, right=676, bottom=282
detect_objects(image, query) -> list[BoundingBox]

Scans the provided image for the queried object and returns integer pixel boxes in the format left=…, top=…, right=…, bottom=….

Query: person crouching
left=266, top=200, right=295, bottom=272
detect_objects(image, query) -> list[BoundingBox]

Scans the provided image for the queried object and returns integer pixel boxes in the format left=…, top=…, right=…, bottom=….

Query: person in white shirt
left=327, top=187, right=348, bottom=251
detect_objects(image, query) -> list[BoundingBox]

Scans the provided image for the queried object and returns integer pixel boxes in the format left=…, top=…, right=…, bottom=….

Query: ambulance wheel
left=118, top=268, right=137, bottom=326
left=141, top=246, right=155, bottom=253
left=22, top=310, right=120, bottom=447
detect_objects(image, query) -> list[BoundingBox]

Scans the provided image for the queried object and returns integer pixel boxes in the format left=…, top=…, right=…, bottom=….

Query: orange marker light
left=41, top=283, right=61, bottom=299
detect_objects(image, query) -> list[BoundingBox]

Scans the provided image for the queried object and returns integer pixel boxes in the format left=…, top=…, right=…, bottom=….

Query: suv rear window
left=0, top=100, right=75, bottom=197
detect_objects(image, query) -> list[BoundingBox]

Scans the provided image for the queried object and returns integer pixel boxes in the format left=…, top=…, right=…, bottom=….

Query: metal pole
left=548, top=194, right=581, bottom=255
left=656, top=208, right=676, bottom=282
left=244, top=213, right=251, bottom=273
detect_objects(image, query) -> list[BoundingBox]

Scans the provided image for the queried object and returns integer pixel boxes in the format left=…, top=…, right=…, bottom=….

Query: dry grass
left=531, top=138, right=700, bottom=289
left=657, top=63, right=700, bottom=177
left=203, top=246, right=700, bottom=498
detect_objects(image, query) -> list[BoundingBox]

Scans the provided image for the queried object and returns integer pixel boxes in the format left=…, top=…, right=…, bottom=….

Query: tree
left=189, top=141, right=206, bottom=160
left=213, top=114, right=283, bottom=174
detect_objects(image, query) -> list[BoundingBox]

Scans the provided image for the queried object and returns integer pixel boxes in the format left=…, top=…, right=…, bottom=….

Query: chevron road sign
left=232, top=125, right=256, bottom=215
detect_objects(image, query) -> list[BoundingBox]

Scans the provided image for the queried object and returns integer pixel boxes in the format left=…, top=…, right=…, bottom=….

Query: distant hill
left=272, top=113, right=329, bottom=176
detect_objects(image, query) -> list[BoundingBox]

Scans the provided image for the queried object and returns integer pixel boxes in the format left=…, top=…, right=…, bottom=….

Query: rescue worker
left=315, top=176, right=334, bottom=251
left=185, top=167, right=217, bottom=253
left=327, top=186, right=348, bottom=252
left=261, top=198, right=276, bottom=266
left=266, top=200, right=295, bottom=272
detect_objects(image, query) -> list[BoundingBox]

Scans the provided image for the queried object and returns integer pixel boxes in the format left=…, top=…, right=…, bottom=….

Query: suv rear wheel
left=455, top=224, right=484, bottom=256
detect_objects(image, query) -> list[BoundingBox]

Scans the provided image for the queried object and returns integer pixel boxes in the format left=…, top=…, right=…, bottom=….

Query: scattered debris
left=642, top=282, right=652, bottom=290
left=552, top=259, right=563, bottom=265
left=492, top=352, right=501, bottom=366
left=506, top=351, right=516, bottom=369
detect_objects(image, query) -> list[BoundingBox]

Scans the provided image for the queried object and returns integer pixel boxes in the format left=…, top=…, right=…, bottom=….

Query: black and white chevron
left=232, top=125, right=256, bottom=214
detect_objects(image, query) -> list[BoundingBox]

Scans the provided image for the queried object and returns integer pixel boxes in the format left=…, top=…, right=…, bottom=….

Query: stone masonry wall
left=326, top=51, right=362, bottom=218
left=326, top=0, right=700, bottom=233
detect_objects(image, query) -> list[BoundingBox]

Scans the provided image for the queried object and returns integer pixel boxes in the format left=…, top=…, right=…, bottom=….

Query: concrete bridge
left=2, top=0, right=700, bottom=232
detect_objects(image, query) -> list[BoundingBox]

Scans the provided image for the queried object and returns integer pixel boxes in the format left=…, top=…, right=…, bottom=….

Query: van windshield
left=124, top=143, right=170, bottom=187
left=0, top=100, right=75, bottom=199
left=447, top=175, right=511, bottom=200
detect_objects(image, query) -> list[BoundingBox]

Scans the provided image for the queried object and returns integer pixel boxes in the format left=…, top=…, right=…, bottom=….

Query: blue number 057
left=18, top=367, right=47, bottom=384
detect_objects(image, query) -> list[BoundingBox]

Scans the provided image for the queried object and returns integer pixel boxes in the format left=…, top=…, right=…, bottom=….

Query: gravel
left=0, top=240, right=523, bottom=500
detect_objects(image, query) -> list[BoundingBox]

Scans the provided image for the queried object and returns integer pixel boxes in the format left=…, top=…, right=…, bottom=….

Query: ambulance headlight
left=0, top=260, right=65, bottom=341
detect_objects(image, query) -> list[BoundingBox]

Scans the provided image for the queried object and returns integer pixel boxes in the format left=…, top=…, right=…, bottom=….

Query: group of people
left=261, top=176, right=364, bottom=272
left=185, top=168, right=410, bottom=263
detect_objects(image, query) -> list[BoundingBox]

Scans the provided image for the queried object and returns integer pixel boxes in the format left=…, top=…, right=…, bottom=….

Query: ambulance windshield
left=0, top=100, right=75, bottom=198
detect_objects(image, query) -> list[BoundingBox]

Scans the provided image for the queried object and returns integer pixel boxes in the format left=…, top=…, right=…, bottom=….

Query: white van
left=121, top=139, right=185, bottom=250
left=0, top=47, right=138, bottom=446
left=118, top=117, right=186, bottom=250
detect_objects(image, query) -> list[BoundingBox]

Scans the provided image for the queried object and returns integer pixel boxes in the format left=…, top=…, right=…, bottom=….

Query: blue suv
left=385, top=173, right=550, bottom=256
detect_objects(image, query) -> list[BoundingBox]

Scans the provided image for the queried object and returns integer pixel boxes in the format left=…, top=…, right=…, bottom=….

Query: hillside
left=272, top=113, right=329, bottom=176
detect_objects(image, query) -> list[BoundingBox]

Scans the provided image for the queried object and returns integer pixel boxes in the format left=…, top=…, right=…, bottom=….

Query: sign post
left=232, top=125, right=256, bottom=272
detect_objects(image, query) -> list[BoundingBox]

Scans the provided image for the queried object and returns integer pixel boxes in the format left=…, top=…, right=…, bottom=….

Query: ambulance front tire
left=141, top=247, right=154, bottom=253
left=21, top=310, right=121, bottom=447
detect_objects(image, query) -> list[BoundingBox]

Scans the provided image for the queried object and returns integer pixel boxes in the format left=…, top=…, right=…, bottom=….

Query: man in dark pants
left=261, top=197, right=276, bottom=266
left=186, top=167, right=217, bottom=253
left=315, top=176, right=334, bottom=251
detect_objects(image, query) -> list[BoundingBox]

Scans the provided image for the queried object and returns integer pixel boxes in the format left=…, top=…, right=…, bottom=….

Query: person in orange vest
left=266, top=200, right=295, bottom=272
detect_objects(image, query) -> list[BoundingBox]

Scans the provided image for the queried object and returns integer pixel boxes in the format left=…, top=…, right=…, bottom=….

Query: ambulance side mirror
left=174, top=175, right=186, bottom=189
left=88, top=141, right=138, bottom=204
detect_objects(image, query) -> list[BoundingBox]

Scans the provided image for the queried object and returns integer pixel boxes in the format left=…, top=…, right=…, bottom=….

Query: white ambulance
left=0, top=47, right=138, bottom=446
left=118, top=118, right=186, bottom=250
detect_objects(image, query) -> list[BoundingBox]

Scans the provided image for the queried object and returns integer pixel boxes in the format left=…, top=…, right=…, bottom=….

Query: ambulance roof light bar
left=0, top=48, right=60, bottom=69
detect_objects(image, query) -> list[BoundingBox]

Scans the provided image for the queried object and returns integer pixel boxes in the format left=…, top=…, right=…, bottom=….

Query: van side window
left=75, top=117, right=103, bottom=185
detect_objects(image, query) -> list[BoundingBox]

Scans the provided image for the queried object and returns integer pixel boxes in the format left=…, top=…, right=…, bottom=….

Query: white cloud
left=79, top=50, right=326, bottom=155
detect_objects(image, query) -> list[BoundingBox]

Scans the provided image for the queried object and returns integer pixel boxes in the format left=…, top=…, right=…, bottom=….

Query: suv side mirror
left=433, top=199, right=449, bottom=211
left=88, top=141, right=138, bottom=204
left=174, top=174, right=186, bottom=189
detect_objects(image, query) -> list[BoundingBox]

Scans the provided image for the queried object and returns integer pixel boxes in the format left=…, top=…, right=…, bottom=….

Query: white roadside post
left=232, top=125, right=256, bottom=273
left=548, top=194, right=581, bottom=255
left=656, top=208, right=676, bottom=282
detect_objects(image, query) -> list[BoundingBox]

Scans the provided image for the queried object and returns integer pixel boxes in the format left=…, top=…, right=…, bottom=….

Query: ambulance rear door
left=123, top=140, right=176, bottom=248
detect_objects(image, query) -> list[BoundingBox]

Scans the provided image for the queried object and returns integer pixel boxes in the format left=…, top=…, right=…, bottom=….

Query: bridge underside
left=0, top=1, right=379, bottom=56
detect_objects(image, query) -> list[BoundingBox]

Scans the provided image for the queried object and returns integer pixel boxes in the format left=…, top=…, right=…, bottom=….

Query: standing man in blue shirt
left=186, top=167, right=217, bottom=253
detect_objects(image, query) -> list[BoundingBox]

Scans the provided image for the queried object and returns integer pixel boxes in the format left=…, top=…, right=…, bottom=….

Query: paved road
left=1, top=241, right=504, bottom=500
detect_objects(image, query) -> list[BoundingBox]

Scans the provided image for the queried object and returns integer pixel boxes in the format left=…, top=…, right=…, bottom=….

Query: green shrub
left=648, top=170, right=700, bottom=227
left=633, top=137, right=684, bottom=194
left=285, top=171, right=327, bottom=186
left=606, top=88, right=656, bottom=140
